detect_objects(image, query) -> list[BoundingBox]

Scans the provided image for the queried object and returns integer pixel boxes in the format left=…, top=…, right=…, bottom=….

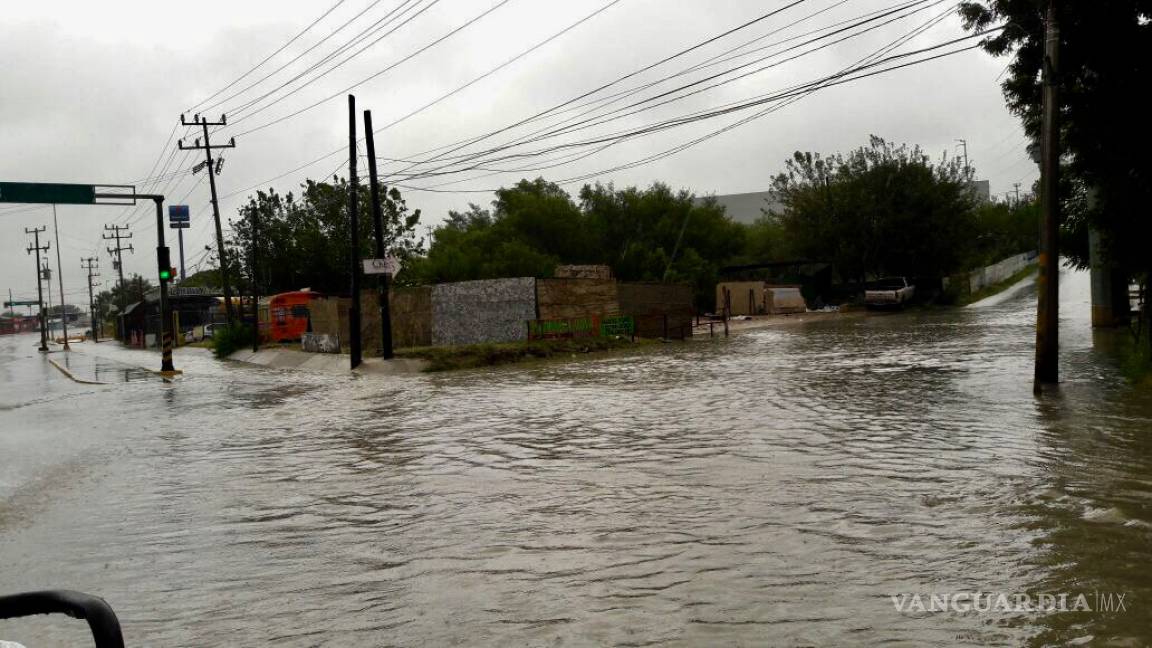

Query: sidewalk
left=228, top=347, right=429, bottom=375
left=46, top=348, right=160, bottom=384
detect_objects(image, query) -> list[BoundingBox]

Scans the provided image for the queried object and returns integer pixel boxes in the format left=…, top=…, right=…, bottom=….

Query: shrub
left=212, top=324, right=255, bottom=359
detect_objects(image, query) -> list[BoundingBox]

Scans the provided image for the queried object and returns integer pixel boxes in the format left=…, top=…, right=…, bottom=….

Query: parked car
left=865, top=277, right=915, bottom=308
left=201, top=323, right=222, bottom=340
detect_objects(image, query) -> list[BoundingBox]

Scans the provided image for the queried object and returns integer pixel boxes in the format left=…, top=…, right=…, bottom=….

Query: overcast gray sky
left=0, top=0, right=1036, bottom=309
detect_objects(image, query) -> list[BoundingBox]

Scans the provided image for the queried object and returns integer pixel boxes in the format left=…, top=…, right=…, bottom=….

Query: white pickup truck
left=865, top=277, right=915, bottom=308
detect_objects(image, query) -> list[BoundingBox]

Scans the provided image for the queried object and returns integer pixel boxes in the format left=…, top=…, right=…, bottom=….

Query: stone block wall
left=432, top=277, right=537, bottom=346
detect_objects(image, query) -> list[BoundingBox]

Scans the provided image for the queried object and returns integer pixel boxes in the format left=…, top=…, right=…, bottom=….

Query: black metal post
left=178, top=226, right=186, bottom=281
left=363, top=109, right=393, bottom=359
left=251, top=202, right=259, bottom=353
left=348, top=95, right=362, bottom=369
left=153, top=197, right=175, bottom=374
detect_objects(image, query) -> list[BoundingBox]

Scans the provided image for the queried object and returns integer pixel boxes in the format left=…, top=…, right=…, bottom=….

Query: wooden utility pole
left=179, top=114, right=237, bottom=328
left=1034, top=0, right=1061, bottom=390
left=24, top=227, right=49, bottom=352
left=82, top=257, right=100, bottom=342
left=348, top=95, right=363, bottom=369
left=363, top=109, right=393, bottom=359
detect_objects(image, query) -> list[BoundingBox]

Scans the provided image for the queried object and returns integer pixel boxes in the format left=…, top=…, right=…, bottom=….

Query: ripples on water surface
left=1, top=270, right=1150, bottom=646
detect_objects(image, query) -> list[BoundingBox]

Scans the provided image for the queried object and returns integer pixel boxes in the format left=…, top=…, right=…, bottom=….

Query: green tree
left=959, top=1, right=1151, bottom=278
left=406, top=178, right=744, bottom=308
left=94, top=274, right=155, bottom=319
left=224, top=177, right=424, bottom=295
left=771, top=136, right=978, bottom=282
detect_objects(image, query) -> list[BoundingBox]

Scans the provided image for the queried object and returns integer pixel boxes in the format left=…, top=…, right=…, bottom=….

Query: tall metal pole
left=25, top=227, right=48, bottom=352
left=51, top=205, right=70, bottom=349
left=363, top=109, right=393, bottom=359
left=1034, top=0, right=1060, bottom=390
left=178, top=227, right=186, bottom=281
left=348, top=95, right=362, bottom=369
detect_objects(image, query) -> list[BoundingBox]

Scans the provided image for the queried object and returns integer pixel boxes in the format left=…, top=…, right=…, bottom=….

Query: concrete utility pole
left=24, top=227, right=49, bottom=352
left=363, top=109, right=393, bottom=359
left=1013, top=182, right=1022, bottom=205
left=179, top=114, right=237, bottom=328
left=347, top=95, right=362, bottom=369
left=50, top=205, right=70, bottom=349
left=1034, top=0, right=1061, bottom=390
left=82, top=257, right=100, bottom=342
left=103, top=224, right=133, bottom=339
left=956, top=139, right=970, bottom=177
left=42, top=260, right=53, bottom=337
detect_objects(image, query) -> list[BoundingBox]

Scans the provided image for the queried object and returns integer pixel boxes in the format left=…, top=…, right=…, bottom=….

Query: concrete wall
left=554, top=265, right=613, bottom=279
left=432, top=277, right=537, bottom=346
left=309, top=297, right=350, bottom=344
left=716, top=281, right=764, bottom=315
left=391, top=286, right=432, bottom=348
left=618, top=282, right=694, bottom=338
left=766, top=286, right=806, bottom=314
left=944, top=251, right=1036, bottom=295
left=536, top=278, right=619, bottom=321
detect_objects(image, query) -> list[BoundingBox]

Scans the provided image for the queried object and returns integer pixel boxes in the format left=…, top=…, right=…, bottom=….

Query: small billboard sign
left=168, top=205, right=190, bottom=221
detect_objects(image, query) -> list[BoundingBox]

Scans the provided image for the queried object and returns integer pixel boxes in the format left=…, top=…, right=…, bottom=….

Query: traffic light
left=157, top=246, right=172, bottom=282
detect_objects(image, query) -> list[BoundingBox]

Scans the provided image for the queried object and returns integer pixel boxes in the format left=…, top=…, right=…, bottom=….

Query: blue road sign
left=168, top=204, right=190, bottom=221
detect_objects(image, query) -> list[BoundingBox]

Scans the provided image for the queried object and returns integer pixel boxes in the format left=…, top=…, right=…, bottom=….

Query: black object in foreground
left=0, top=590, right=124, bottom=648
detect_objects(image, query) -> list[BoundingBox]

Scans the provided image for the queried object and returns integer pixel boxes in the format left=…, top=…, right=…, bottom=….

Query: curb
left=47, top=358, right=107, bottom=385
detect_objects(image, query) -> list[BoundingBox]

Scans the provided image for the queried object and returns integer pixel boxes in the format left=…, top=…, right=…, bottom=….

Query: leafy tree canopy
left=224, top=177, right=424, bottom=295
left=405, top=178, right=745, bottom=306
left=959, top=0, right=1152, bottom=276
left=770, top=136, right=979, bottom=282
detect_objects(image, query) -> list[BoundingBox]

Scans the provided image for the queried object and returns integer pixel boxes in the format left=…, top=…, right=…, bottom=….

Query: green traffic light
left=159, top=270, right=171, bottom=281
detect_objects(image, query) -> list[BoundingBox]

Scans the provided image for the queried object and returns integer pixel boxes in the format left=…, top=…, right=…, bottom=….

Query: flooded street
left=2, top=269, right=1150, bottom=646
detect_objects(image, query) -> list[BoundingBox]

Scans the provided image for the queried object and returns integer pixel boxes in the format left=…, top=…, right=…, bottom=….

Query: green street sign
left=0, top=182, right=96, bottom=205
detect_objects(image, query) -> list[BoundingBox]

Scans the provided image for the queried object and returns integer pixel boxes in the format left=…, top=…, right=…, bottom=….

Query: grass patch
left=395, top=336, right=648, bottom=372
left=210, top=324, right=256, bottom=359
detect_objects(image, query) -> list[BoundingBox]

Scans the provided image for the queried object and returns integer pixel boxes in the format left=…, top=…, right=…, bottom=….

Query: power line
left=205, top=0, right=411, bottom=116
left=188, top=0, right=352, bottom=113
left=230, top=0, right=516, bottom=136
left=393, top=2, right=960, bottom=183
left=211, top=0, right=820, bottom=204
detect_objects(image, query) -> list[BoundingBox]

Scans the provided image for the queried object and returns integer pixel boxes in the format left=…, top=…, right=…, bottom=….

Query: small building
left=120, top=286, right=225, bottom=347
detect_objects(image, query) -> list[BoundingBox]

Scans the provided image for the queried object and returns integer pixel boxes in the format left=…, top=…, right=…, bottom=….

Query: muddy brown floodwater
left=2, top=268, right=1150, bottom=646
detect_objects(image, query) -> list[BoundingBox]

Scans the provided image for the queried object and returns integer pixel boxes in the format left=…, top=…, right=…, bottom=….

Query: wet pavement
left=1, top=269, right=1150, bottom=646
